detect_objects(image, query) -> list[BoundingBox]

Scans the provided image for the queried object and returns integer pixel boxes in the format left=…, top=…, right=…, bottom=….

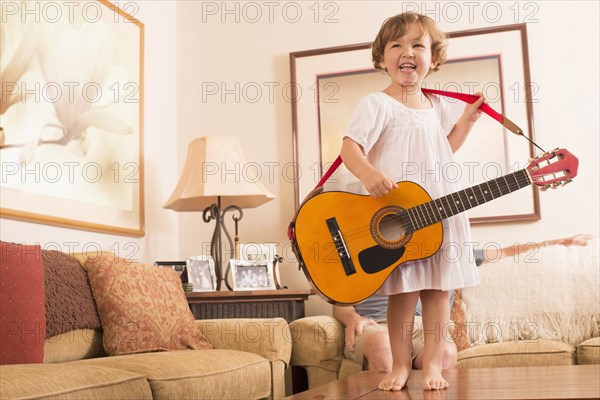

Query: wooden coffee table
left=286, top=365, right=600, bottom=400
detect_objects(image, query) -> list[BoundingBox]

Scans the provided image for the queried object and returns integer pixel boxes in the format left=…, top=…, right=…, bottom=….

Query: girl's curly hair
left=372, top=12, right=447, bottom=72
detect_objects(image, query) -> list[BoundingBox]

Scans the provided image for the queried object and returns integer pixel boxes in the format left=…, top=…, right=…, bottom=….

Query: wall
left=175, top=0, right=599, bottom=317
left=0, top=0, right=180, bottom=263
left=2, top=1, right=597, bottom=318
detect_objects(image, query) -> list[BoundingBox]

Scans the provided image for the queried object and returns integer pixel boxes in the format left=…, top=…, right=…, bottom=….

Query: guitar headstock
left=527, top=148, right=579, bottom=191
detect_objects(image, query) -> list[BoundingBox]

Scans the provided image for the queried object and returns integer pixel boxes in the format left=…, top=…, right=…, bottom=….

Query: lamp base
left=202, top=196, right=242, bottom=291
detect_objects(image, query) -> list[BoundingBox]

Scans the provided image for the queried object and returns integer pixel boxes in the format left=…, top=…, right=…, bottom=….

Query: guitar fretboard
left=405, top=169, right=531, bottom=231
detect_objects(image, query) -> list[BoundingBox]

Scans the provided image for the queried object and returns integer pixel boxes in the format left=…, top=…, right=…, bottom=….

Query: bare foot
left=378, top=365, right=411, bottom=391
left=422, top=364, right=449, bottom=390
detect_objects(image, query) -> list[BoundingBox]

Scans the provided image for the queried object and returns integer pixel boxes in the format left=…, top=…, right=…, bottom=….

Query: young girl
left=340, top=12, right=484, bottom=391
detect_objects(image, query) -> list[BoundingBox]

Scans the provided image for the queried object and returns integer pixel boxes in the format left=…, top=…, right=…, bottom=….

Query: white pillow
left=459, top=239, right=599, bottom=346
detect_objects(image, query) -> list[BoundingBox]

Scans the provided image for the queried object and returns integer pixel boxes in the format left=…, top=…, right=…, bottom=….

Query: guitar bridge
left=326, top=218, right=356, bottom=276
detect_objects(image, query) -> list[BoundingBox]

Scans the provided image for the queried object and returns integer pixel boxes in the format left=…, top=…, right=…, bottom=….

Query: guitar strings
left=337, top=171, right=530, bottom=243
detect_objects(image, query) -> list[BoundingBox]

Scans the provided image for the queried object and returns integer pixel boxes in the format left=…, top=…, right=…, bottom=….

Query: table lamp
left=164, top=136, right=275, bottom=290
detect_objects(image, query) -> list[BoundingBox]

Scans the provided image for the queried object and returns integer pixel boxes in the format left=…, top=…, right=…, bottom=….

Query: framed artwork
left=0, top=0, right=145, bottom=236
left=230, top=260, right=276, bottom=291
left=186, top=255, right=217, bottom=292
left=289, top=23, right=540, bottom=224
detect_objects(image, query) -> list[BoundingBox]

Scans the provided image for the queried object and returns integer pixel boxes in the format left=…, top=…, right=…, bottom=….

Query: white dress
left=342, top=92, right=479, bottom=294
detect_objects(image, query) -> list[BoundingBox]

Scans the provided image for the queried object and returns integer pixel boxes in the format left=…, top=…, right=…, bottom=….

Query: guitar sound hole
left=371, top=206, right=412, bottom=249
left=379, top=214, right=406, bottom=242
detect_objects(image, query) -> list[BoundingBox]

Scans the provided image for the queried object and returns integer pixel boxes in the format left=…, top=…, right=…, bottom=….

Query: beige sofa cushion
left=44, top=329, right=105, bottom=363
left=71, top=349, right=271, bottom=400
left=0, top=363, right=152, bottom=400
left=289, top=316, right=344, bottom=372
left=577, top=337, right=600, bottom=365
left=457, top=340, right=575, bottom=368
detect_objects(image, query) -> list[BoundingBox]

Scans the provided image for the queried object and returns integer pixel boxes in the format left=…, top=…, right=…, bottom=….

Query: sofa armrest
left=289, top=316, right=344, bottom=372
left=196, top=318, right=291, bottom=367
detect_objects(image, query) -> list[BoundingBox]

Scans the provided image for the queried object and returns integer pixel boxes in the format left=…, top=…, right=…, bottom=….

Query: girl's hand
left=462, top=91, right=486, bottom=123
left=555, top=233, right=594, bottom=246
left=360, top=168, right=398, bottom=197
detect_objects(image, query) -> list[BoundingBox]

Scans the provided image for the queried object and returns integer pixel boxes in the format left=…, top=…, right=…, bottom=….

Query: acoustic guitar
left=291, top=148, right=579, bottom=305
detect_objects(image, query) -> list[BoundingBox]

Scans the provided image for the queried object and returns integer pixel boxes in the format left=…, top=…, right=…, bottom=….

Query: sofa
left=289, top=240, right=600, bottom=389
left=0, top=242, right=292, bottom=399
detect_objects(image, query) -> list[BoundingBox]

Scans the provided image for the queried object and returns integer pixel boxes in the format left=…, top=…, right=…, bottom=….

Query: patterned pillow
left=449, top=289, right=471, bottom=352
left=83, top=254, right=211, bottom=356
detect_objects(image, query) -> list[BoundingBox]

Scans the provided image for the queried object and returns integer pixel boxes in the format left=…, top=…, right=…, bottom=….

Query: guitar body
left=294, top=181, right=443, bottom=305
left=291, top=148, right=578, bottom=306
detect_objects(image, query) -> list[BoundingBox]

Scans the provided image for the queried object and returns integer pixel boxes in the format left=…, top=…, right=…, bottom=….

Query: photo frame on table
left=154, top=261, right=187, bottom=283
left=230, top=259, right=277, bottom=291
left=237, top=243, right=282, bottom=289
left=238, top=243, right=277, bottom=264
left=186, top=255, right=217, bottom=292
left=289, top=23, right=539, bottom=224
left=0, top=0, right=145, bottom=236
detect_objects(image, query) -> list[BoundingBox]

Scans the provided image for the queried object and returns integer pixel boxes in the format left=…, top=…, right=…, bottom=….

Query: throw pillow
left=42, top=249, right=101, bottom=338
left=459, top=239, right=600, bottom=347
left=449, top=289, right=470, bottom=352
left=0, top=241, right=46, bottom=364
left=82, top=254, right=211, bottom=356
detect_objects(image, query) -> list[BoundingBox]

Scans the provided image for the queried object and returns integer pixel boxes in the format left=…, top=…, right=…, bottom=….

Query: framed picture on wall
left=0, top=0, right=145, bottom=236
left=289, top=23, right=540, bottom=223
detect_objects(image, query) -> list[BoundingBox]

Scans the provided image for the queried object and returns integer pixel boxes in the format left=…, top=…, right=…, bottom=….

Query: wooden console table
left=185, top=289, right=312, bottom=323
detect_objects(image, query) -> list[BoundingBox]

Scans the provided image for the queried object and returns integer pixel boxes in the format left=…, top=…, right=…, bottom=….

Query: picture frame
left=237, top=243, right=282, bottom=289
left=0, top=0, right=145, bottom=236
left=289, top=23, right=540, bottom=224
left=238, top=243, right=277, bottom=264
left=230, top=259, right=277, bottom=291
left=186, top=255, right=217, bottom=292
left=154, top=261, right=187, bottom=283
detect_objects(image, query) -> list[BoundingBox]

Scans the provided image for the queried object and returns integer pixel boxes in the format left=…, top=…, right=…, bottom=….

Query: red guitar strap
left=313, top=88, right=525, bottom=191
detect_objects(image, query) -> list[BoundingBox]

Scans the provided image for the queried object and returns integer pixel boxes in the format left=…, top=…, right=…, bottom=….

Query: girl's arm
left=447, top=93, right=485, bottom=153
left=341, top=137, right=397, bottom=197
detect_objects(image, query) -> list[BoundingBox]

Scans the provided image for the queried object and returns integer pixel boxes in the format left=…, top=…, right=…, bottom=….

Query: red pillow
left=0, top=242, right=46, bottom=364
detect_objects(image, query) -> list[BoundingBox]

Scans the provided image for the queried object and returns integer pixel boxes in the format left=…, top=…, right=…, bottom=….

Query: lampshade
left=164, top=136, right=275, bottom=211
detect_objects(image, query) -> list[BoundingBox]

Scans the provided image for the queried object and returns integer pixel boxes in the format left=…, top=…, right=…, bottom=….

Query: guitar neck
left=406, top=169, right=532, bottom=231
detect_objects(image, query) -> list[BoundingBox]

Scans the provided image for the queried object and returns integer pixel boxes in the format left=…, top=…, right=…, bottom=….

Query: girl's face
left=379, top=23, right=433, bottom=90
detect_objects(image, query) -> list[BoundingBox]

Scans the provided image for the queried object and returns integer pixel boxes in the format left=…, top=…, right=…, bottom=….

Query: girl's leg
left=413, top=337, right=457, bottom=370
left=378, top=291, right=420, bottom=391
left=420, top=289, right=451, bottom=390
